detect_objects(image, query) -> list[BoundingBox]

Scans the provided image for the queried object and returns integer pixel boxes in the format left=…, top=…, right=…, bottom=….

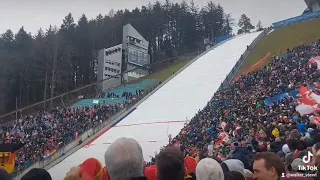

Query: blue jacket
left=297, top=123, right=307, bottom=136
left=232, top=147, right=250, bottom=169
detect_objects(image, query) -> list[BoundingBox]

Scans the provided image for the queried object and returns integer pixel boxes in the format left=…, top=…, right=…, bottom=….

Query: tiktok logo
left=302, top=151, right=313, bottom=164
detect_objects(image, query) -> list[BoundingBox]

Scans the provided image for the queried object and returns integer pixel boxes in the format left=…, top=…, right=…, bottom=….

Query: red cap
left=80, top=158, right=107, bottom=180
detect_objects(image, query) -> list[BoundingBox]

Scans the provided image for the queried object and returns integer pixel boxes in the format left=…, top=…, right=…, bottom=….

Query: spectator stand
left=10, top=38, right=230, bottom=179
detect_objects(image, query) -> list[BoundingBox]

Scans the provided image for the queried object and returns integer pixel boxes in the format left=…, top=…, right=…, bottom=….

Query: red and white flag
left=308, top=56, right=320, bottom=70
left=313, top=116, right=320, bottom=126
left=295, top=86, right=320, bottom=115
left=220, top=122, right=227, bottom=130
left=216, top=132, right=230, bottom=145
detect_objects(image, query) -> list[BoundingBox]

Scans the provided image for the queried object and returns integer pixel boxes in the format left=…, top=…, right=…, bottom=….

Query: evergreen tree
left=256, top=20, right=264, bottom=31
left=0, top=0, right=234, bottom=115
left=237, top=14, right=254, bottom=34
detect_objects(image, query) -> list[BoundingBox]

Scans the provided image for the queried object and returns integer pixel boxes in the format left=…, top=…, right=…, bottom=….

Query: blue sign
left=272, top=11, right=320, bottom=29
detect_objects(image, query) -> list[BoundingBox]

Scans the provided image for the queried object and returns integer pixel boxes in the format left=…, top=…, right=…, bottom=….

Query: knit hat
left=184, top=156, right=198, bottom=175
left=21, top=168, right=52, bottom=180
left=282, top=144, right=291, bottom=154
left=304, top=137, right=314, bottom=147
left=80, top=158, right=107, bottom=180
left=291, top=158, right=305, bottom=171
left=196, top=158, right=224, bottom=180
left=285, top=153, right=294, bottom=167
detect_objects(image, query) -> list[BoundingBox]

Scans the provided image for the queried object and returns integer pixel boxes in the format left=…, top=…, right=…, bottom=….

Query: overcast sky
left=0, top=0, right=306, bottom=35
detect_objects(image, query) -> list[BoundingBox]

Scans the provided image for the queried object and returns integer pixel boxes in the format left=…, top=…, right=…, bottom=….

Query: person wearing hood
left=224, top=171, right=245, bottom=180
left=196, top=158, right=224, bottom=180
left=271, top=138, right=283, bottom=152
left=228, top=142, right=250, bottom=169
left=297, top=120, right=307, bottom=136
left=221, top=159, right=245, bottom=176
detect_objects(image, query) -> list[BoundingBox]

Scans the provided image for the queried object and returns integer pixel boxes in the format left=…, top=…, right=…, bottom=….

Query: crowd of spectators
left=165, top=39, right=320, bottom=178
left=3, top=137, right=320, bottom=180
left=0, top=89, right=146, bottom=174
left=1, top=37, right=320, bottom=180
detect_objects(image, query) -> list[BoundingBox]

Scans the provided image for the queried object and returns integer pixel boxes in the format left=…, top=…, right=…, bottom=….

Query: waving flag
left=216, top=132, right=230, bottom=145
left=220, top=121, right=227, bottom=130
left=295, top=86, right=320, bottom=115
left=232, top=125, right=242, bottom=137
left=313, top=116, right=320, bottom=126
left=0, top=143, right=23, bottom=174
left=308, top=56, right=320, bottom=70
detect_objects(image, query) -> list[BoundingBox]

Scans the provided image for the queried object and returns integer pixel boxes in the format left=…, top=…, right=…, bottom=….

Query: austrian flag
left=308, top=56, right=320, bottom=70
left=295, top=86, right=320, bottom=115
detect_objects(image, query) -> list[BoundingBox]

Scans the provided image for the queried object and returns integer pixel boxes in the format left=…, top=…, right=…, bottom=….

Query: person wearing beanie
left=64, top=158, right=107, bottom=180
left=282, top=144, right=291, bottom=154
left=184, top=156, right=198, bottom=176
left=195, top=158, right=224, bottom=180
left=21, top=168, right=52, bottom=180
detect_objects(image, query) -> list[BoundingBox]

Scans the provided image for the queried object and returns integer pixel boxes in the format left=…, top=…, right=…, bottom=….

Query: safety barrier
left=216, top=34, right=232, bottom=44
left=272, top=11, right=320, bottom=29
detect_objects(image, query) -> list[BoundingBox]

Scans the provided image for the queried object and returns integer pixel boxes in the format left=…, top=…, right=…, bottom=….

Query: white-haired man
left=105, top=137, right=147, bottom=180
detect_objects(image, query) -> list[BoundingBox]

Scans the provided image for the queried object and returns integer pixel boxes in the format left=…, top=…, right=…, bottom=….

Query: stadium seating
left=104, top=79, right=158, bottom=97
left=72, top=79, right=158, bottom=108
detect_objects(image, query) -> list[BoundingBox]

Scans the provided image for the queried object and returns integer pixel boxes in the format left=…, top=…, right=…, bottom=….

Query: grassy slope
left=239, top=18, right=320, bottom=74
left=138, top=60, right=189, bottom=83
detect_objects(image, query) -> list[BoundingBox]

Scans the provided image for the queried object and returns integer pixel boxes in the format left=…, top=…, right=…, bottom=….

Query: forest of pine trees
left=0, top=0, right=256, bottom=114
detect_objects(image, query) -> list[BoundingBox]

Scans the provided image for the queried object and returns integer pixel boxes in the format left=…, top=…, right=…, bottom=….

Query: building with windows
left=122, top=24, right=150, bottom=82
left=97, top=24, right=150, bottom=92
left=97, top=44, right=122, bottom=92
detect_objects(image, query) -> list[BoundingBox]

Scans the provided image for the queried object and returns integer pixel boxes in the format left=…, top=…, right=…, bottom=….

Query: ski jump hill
left=45, top=32, right=262, bottom=179
left=12, top=31, right=262, bottom=180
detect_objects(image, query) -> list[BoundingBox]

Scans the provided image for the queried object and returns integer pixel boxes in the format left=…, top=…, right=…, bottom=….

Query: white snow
left=48, top=31, right=262, bottom=179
